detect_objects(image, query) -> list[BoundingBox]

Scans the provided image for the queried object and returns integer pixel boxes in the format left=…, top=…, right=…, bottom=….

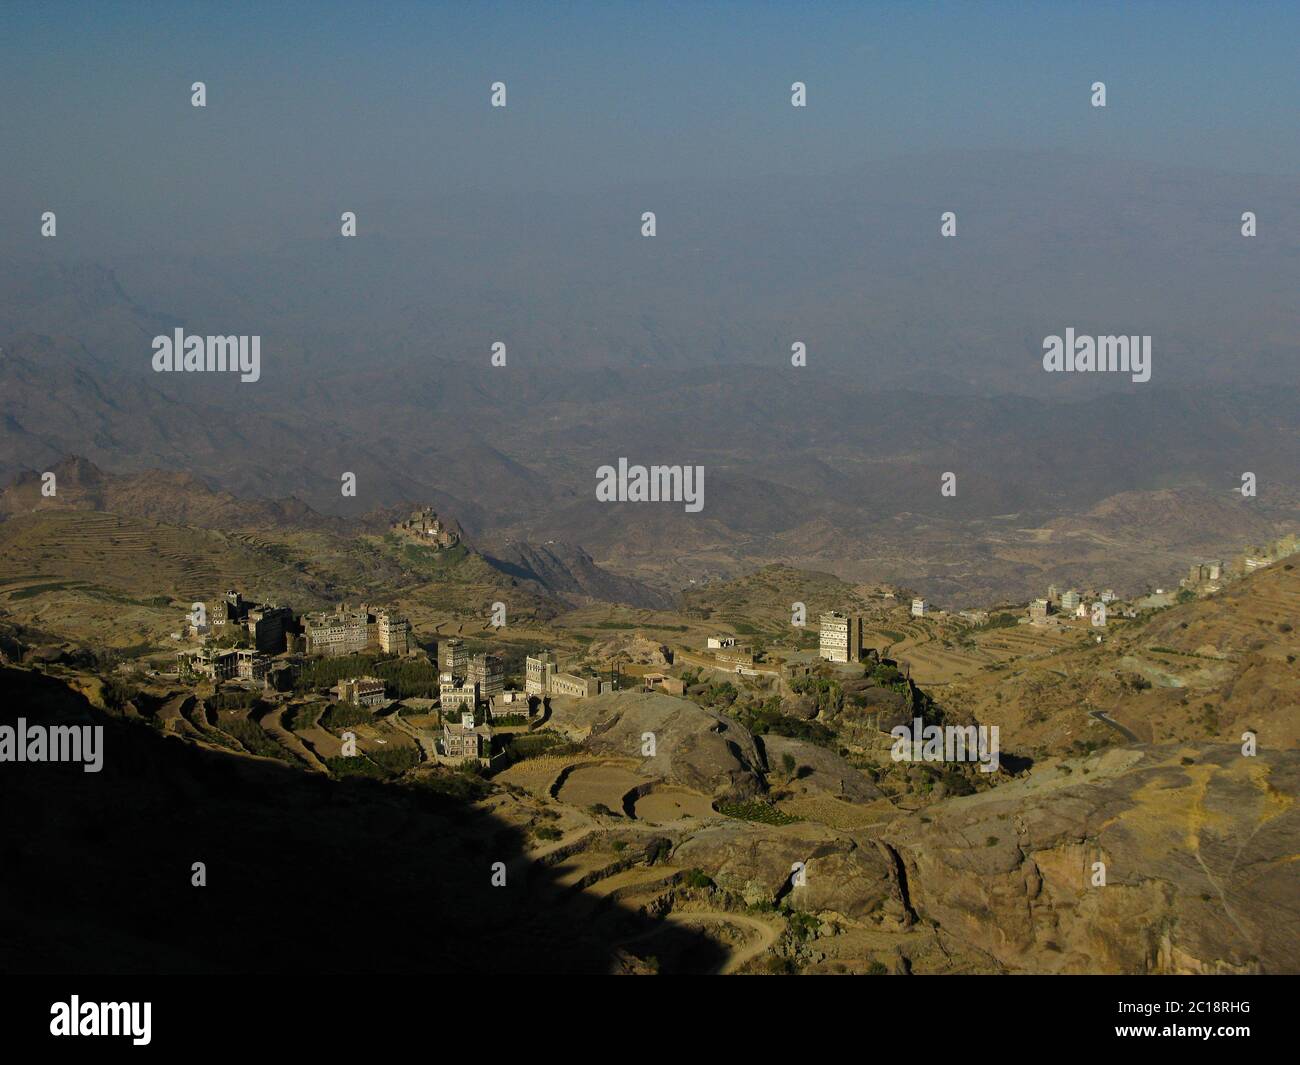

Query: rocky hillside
left=0, top=456, right=344, bottom=532
left=547, top=687, right=1297, bottom=974
left=0, top=459, right=671, bottom=616
left=882, top=744, right=1298, bottom=974
left=936, top=558, right=1300, bottom=760
left=484, top=540, right=674, bottom=611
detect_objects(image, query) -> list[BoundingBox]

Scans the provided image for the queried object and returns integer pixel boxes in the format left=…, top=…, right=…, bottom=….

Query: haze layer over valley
left=2, top=150, right=1297, bottom=605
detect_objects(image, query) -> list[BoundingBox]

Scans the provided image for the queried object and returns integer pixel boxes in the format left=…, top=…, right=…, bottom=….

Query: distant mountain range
left=0, top=456, right=669, bottom=612
left=3, top=152, right=1296, bottom=602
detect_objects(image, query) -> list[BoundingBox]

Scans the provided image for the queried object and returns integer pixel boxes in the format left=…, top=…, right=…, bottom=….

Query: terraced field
left=776, top=793, right=899, bottom=832
left=556, top=762, right=644, bottom=813
left=864, top=614, right=1083, bottom=687
left=974, top=625, right=1080, bottom=659
left=587, top=864, right=682, bottom=903
left=0, top=511, right=336, bottom=644
left=1136, top=563, right=1300, bottom=661
left=494, top=754, right=601, bottom=796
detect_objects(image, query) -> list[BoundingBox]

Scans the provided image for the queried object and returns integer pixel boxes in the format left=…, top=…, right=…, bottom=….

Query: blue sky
left=1, top=1, right=1295, bottom=258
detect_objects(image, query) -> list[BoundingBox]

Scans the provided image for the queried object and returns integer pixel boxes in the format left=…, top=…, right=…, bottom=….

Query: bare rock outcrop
left=548, top=691, right=767, bottom=800
left=882, top=745, right=1300, bottom=974
left=760, top=735, right=884, bottom=803
left=671, top=820, right=898, bottom=922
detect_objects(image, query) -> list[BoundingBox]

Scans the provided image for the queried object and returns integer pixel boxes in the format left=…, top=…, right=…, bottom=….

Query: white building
left=818, top=611, right=861, bottom=664
left=525, top=651, right=557, bottom=697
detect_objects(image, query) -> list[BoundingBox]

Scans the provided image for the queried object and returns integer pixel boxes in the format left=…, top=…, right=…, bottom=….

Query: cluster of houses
left=176, top=589, right=414, bottom=686
left=331, top=644, right=608, bottom=764
left=432, top=646, right=612, bottom=763
left=671, top=634, right=781, bottom=677
left=176, top=590, right=622, bottom=765
left=1027, top=585, right=1122, bottom=626
left=176, top=531, right=1298, bottom=771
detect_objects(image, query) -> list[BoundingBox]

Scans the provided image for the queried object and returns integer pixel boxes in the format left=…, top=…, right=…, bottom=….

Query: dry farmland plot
left=632, top=785, right=716, bottom=824
left=586, top=864, right=681, bottom=902
left=296, top=724, right=344, bottom=760
left=777, top=794, right=899, bottom=833
left=556, top=762, right=644, bottom=813
left=864, top=620, right=1004, bottom=685
left=493, top=753, right=598, bottom=795
left=554, top=605, right=705, bottom=642
left=258, top=707, right=327, bottom=771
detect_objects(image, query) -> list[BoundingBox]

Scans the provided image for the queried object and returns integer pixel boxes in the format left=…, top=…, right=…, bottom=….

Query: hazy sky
left=0, top=2, right=1295, bottom=550
left=3, top=0, right=1297, bottom=252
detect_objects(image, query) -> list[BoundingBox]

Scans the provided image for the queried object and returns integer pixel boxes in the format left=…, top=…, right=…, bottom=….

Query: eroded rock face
left=882, top=745, right=1300, bottom=974
left=760, top=735, right=883, bottom=803
left=550, top=691, right=768, bottom=799
left=833, top=685, right=913, bottom=743
left=672, top=820, right=897, bottom=922
left=553, top=692, right=1298, bottom=974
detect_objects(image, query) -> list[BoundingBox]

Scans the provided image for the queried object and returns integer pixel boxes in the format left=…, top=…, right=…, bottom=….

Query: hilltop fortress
left=391, top=506, right=460, bottom=549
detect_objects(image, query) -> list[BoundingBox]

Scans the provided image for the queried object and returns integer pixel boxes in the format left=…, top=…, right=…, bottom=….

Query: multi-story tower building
left=245, top=605, right=292, bottom=654
left=440, top=637, right=469, bottom=680
left=818, top=611, right=861, bottom=663
left=525, top=651, right=558, bottom=696
left=376, top=609, right=412, bottom=655
left=467, top=653, right=504, bottom=703
left=206, top=589, right=253, bottom=630
left=440, top=678, right=478, bottom=713
left=302, top=608, right=370, bottom=656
